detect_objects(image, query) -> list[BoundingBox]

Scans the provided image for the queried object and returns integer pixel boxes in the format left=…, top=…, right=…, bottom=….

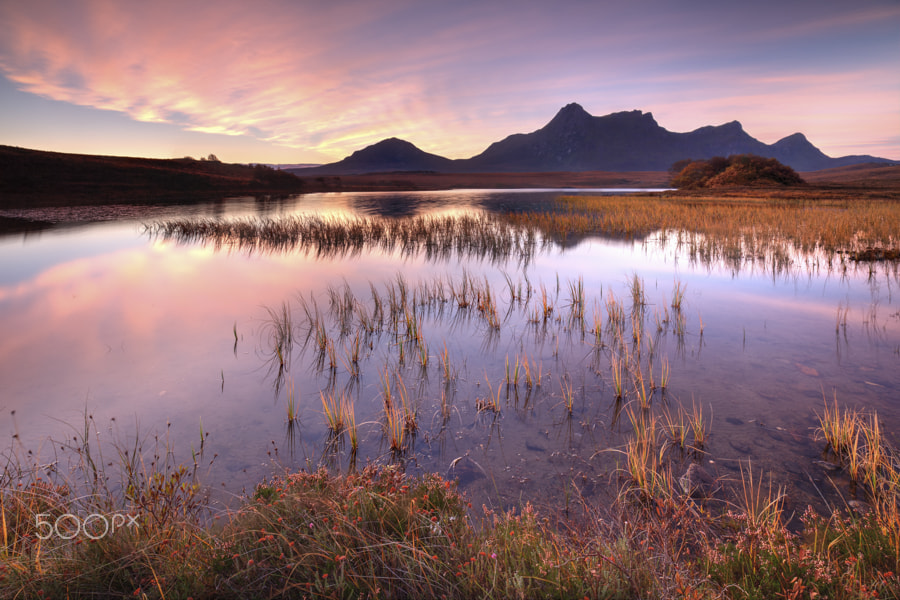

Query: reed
left=395, top=373, right=417, bottom=437
left=816, top=396, right=861, bottom=456
left=687, top=400, right=709, bottom=450
left=862, top=411, right=884, bottom=497
left=264, top=300, right=294, bottom=368
left=439, top=388, right=452, bottom=422
left=417, top=338, right=429, bottom=370
left=674, top=310, right=687, bottom=338
left=592, top=300, right=603, bottom=347
left=737, top=461, right=785, bottom=533
left=521, top=351, right=541, bottom=390
left=628, top=272, right=645, bottom=306
left=285, top=377, right=298, bottom=424
left=560, top=377, right=575, bottom=415
left=538, top=284, right=553, bottom=321
left=611, top=352, right=625, bottom=400
left=476, top=379, right=502, bottom=414
left=835, top=301, right=850, bottom=334
left=631, top=362, right=651, bottom=411
left=567, top=276, right=586, bottom=321
left=619, top=406, right=671, bottom=499
left=439, top=341, right=455, bottom=382
left=660, top=405, right=688, bottom=453
left=630, top=308, right=644, bottom=346
left=321, top=390, right=351, bottom=435
left=342, top=333, right=362, bottom=378
left=659, top=357, right=670, bottom=390
left=605, top=292, right=625, bottom=338
left=326, top=339, right=338, bottom=371
left=671, top=279, right=687, bottom=311
left=346, top=398, right=358, bottom=454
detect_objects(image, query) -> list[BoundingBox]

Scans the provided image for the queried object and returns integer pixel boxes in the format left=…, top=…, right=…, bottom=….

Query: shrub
left=670, top=155, right=805, bottom=188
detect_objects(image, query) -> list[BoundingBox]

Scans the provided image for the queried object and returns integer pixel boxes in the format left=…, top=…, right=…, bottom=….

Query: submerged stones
left=678, top=462, right=716, bottom=498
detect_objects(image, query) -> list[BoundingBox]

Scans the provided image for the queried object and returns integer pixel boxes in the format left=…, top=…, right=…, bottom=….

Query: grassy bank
left=2, top=399, right=897, bottom=598
left=506, top=195, right=900, bottom=258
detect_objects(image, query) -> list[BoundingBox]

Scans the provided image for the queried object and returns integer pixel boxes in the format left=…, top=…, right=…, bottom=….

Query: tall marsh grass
left=147, top=212, right=546, bottom=264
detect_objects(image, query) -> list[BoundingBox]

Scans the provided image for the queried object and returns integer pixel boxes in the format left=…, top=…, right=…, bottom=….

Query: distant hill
left=297, top=138, right=456, bottom=175
left=293, top=103, right=897, bottom=175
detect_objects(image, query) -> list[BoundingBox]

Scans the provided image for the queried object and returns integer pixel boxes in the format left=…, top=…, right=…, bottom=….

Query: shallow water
left=1, top=190, right=898, bottom=515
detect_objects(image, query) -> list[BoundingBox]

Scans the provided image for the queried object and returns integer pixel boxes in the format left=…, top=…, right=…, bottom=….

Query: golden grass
left=507, top=195, right=900, bottom=255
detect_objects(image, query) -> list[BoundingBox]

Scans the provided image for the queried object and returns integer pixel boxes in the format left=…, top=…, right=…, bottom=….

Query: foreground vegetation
left=1, top=398, right=897, bottom=599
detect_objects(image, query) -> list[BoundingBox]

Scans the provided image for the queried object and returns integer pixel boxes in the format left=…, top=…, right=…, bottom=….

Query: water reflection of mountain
left=346, top=193, right=476, bottom=217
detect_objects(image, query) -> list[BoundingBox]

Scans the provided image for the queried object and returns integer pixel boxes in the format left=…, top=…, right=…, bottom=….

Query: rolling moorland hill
left=0, top=145, right=315, bottom=206
left=294, top=103, right=897, bottom=175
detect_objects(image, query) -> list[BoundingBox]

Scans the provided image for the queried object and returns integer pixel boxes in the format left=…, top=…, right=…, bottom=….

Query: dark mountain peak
left=777, top=132, right=808, bottom=143
left=546, top=102, right=594, bottom=129
left=349, top=137, right=420, bottom=159
left=603, top=109, right=661, bottom=132
left=769, top=132, right=830, bottom=170
left=298, top=137, right=454, bottom=175
left=772, top=133, right=817, bottom=150
left=694, top=120, right=744, bottom=134
left=296, top=104, right=897, bottom=175
left=607, top=109, right=653, bottom=120
left=562, top=101, right=586, bottom=111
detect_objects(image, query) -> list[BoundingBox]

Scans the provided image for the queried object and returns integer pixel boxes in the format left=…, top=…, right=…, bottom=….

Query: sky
left=0, top=0, right=898, bottom=165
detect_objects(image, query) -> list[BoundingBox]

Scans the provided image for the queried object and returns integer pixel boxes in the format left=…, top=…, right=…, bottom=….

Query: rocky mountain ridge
left=294, top=103, right=896, bottom=175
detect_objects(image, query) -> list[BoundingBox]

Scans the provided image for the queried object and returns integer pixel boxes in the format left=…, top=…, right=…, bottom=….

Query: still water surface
left=1, top=190, right=898, bottom=513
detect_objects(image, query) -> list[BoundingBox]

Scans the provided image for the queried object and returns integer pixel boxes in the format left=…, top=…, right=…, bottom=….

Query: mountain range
left=292, top=103, right=896, bottom=175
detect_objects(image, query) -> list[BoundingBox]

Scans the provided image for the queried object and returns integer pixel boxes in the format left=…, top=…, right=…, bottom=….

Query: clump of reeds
left=660, top=405, right=688, bottom=453
left=817, top=395, right=861, bottom=457
left=439, top=341, right=455, bottom=382
left=521, top=350, right=541, bottom=390
left=617, top=406, right=674, bottom=500
left=835, top=300, right=850, bottom=334
left=146, top=212, right=547, bottom=265
left=688, top=400, right=709, bottom=451
left=736, top=462, right=785, bottom=533
left=476, top=379, right=502, bottom=414
left=285, top=377, right=298, bottom=424
left=611, top=352, right=626, bottom=400
left=560, top=377, right=575, bottom=415
left=381, top=368, right=416, bottom=453
left=628, top=272, right=645, bottom=307
left=567, top=276, right=586, bottom=322
left=671, top=279, right=687, bottom=311
left=321, top=390, right=353, bottom=435
left=659, top=357, right=670, bottom=390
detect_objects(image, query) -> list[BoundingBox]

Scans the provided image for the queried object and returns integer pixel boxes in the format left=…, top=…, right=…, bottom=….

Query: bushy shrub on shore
left=671, top=155, right=806, bottom=188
